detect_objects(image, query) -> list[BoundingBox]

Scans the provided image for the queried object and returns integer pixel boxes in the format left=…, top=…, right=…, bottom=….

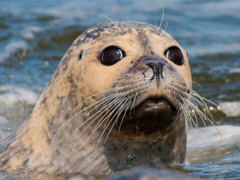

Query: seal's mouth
left=117, top=97, right=178, bottom=135
left=135, top=97, right=177, bottom=115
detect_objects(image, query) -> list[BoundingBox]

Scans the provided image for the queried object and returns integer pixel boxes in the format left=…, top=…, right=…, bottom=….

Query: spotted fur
left=0, top=22, right=192, bottom=176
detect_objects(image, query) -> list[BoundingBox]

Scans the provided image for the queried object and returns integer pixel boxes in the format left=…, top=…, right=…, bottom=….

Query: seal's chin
left=118, top=97, right=178, bottom=135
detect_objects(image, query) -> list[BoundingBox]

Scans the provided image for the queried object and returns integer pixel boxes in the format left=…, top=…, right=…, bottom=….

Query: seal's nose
left=146, top=61, right=164, bottom=79
left=142, top=56, right=166, bottom=79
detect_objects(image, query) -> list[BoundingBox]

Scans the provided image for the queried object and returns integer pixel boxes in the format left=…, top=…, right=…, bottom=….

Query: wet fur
left=0, top=22, right=210, bottom=176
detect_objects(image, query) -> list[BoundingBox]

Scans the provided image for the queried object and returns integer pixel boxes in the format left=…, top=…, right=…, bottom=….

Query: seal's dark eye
left=164, top=46, right=184, bottom=65
left=100, top=46, right=125, bottom=66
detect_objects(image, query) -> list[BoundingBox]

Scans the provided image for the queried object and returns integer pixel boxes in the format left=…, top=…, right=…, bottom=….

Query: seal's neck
left=103, top=115, right=186, bottom=171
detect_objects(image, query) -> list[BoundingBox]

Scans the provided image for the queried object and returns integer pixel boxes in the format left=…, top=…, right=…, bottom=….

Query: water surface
left=0, top=0, right=240, bottom=179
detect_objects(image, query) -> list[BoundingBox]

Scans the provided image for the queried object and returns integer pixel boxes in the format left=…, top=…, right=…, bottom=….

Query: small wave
left=0, top=116, right=8, bottom=124
left=0, top=86, right=39, bottom=106
left=0, top=26, right=42, bottom=62
left=22, top=26, right=42, bottom=40
left=186, top=125, right=240, bottom=165
left=0, top=40, right=27, bottom=62
left=229, top=68, right=240, bottom=73
left=187, top=125, right=240, bottom=150
left=218, top=101, right=240, bottom=117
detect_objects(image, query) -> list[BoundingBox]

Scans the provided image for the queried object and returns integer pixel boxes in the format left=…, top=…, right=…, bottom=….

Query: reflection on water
left=0, top=0, right=240, bottom=179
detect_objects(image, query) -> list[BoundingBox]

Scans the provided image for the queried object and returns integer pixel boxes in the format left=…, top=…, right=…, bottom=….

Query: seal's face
left=67, top=22, right=191, bottom=137
left=0, top=22, right=201, bottom=175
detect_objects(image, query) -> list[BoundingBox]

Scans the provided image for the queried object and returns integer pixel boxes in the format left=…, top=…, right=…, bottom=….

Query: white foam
left=187, top=125, right=240, bottom=150
left=229, top=68, right=240, bottom=73
left=218, top=101, right=240, bottom=117
left=0, top=86, right=39, bottom=106
left=0, top=116, right=8, bottom=124
left=22, top=26, right=42, bottom=40
left=0, top=40, right=27, bottom=62
left=68, top=176, right=85, bottom=180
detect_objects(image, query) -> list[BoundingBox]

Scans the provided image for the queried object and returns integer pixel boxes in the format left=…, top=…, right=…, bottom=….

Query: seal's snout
left=116, top=54, right=185, bottom=134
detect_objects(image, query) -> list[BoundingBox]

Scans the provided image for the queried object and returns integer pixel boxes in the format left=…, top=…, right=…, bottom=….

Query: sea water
left=0, top=0, right=240, bottom=179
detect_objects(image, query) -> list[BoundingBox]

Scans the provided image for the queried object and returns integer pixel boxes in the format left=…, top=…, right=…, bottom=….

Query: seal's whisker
left=167, top=74, right=192, bottom=84
left=118, top=87, right=147, bottom=133
left=68, top=85, right=118, bottom=116
left=93, top=96, right=128, bottom=131
left=79, top=96, right=124, bottom=136
left=170, top=80, right=217, bottom=109
left=190, top=95, right=209, bottom=110
left=180, top=98, right=197, bottom=129
left=169, top=83, right=212, bottom=112
left=74, top=94, right=119, bottom=129
left=94, top=81, right=148, bottom=145
left=130, top=89, right=142, bottom=111
left=103, top=95, right=134, bottom=144
left=189, top=99, right=212, bottom=121
left=100, top=14, right=112, bottom=23
left=192, top=81, right=201, bottom=88
left=84, top=82, right=148, bottom=141
left=158, top=7, right=165, bottom=34
left=87, top=97, right=126, bottom=142
left=96, top=97, right=128, bottom=146
left=182, top=98, right=206, bottom=128
left=69, top=82, right=147, bottom=123
left=118, top=74, right=151, bottom=79
left=167, top=86, right=189, bottom=100
left=79, top=90, right=134, bottom=127
left=70, top=79, right=145, bottom=115
left=101, top=82, right=148, bottom=123
left=116, top=73, right=150, bottom=82
left=181, top=94, right=216, bottom=130
left=180, top=102, right=195, bottom=129
left=168, top=81, right=216, bottom=130
left=190, top=97, right=212, bottom=124
left=178, top=102, right=189, bottom=128
left=164, top=20, right=168, bottom=31
left=190, top=90, right=217, bottom=122
left=67, top=92, right=116, bottom=123
left=191, top=90, right=218, bottom=109
left=170, top=84, right=188, bottom=94
left=117, top=100, right=133, bottom=133
left=189, top=101, right=202, bottom=126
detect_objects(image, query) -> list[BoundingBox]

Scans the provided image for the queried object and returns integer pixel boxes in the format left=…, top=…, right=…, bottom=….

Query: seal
left=0, top=22, right=195, bottom=176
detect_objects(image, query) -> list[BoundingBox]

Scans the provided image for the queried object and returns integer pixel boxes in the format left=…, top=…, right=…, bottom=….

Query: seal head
left=0, top=22, right=192, bottom=176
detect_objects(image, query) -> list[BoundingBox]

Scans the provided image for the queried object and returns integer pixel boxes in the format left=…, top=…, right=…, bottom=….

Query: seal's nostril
left=146, top=61, right=164, bottom=79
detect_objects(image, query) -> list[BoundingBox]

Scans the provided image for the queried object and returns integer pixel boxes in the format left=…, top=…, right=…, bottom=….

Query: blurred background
left=0, top=0, right=239, bottom=179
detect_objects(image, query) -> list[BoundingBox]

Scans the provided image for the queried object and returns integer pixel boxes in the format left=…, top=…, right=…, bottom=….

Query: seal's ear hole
left=78, top=51, right=83, bottom=60
left=164, top=46, right=184, bottom=66
left=100, top=46, right=126, bottom=66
